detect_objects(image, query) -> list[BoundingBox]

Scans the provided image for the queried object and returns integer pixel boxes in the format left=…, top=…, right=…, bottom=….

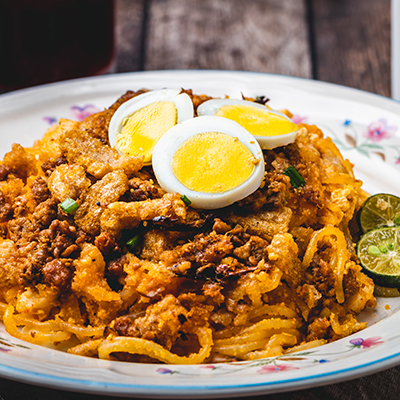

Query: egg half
left=108, top=89, right=194, bottom=165
left=197, top=99, right=298, bottom=149
left=152, top=116, right=265, bottom=209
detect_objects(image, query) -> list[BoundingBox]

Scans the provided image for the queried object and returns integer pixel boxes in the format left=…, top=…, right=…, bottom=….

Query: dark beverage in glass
left=0, top=0, right=115, bottom=92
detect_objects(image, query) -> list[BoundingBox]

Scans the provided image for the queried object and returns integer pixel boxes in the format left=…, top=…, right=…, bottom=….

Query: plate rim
left=1, top=69, right=400, bottom=108
left=1, top=349, right=400, bottom=398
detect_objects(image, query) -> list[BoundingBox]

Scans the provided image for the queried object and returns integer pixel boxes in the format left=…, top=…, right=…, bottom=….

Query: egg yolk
left=215, top=104, right=297, bottom=137
left=115, top=101, right=177, bottom=164
left=172, top=132, right=256, bottom=193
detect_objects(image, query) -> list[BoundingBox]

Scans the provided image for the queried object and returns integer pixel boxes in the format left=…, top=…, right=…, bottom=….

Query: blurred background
left=0, top=0, right=392, bottom=96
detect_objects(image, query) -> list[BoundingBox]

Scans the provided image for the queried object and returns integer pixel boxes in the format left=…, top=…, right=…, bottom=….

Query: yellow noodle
left=213, top=326, right=242, bottom=340
left=214, top=330, right=271, bottom=347
left=3, top=306, right=71, bottom=345
left=247, top=303, right=298, bottom=320
left=17, top=317, right=104, bottom=337
left=284, top=339, right=327, bottom=354
left=302, top=226, right=347, bottom=303
left=256, top=267, right=283, bottom=293
left=241, top=318, right=300, bottom=335
left=0, top=302, right=104, bottom=337
left=243, top=333, right=297, bottom=360
left=215, top=328, right=300, bottom=347
left=245, top=345, right=284, bottom=359
left=98, top=328, right=213, bottom=364
left=330, top=313, right=367, bottom=337
left=214, top=339, right=270, bottom=357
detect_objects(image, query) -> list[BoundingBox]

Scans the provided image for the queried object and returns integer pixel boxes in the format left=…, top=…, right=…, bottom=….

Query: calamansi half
left=359, top=193, right=400, bottom=234
left=357, top=226, right=400, bottom=288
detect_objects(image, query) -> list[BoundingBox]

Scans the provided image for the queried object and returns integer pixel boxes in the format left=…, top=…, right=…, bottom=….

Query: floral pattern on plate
left=0, top=335, right=31, bottom=352
left=335, top=119, right=400, bottom=163
left=43, top=104, right=100, bottom=125
left=153, top=336, right=384, bottom=376
left=294, top=114, right=400, bottom=166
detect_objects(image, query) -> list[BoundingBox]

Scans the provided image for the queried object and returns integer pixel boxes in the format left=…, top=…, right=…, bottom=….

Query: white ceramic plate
left=1, top=70, right=400, bottom=399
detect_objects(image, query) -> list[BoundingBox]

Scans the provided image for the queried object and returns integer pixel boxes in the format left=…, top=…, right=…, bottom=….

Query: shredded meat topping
left=42, top=258, right=74, bottom=289
left=0, top=164, right=11, bottom=181
left=0, top=191, right=13, bottom=222
left=41, top=156, right=67, bottom=176
left=30, top=177, right=51, bottom=205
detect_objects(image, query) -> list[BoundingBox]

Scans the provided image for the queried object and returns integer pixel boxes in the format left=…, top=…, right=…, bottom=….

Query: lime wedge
left=359, top=193, right=400, bottom=233
left=374, top=285, right=400, bottom=297
left=357, top=227, right=400, bottom=287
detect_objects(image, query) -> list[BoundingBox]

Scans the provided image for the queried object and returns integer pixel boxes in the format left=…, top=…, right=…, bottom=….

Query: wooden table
left=114, top=0, right=391, bottom=97
left=0, top=0, right=397, bottom=399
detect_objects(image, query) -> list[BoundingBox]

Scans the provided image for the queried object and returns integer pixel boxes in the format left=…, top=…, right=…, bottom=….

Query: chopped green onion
left=180, top=195, right=192, bottom=206
left=126, top=234, right=141, bottom=250
left=368, top=245, right=381, bottom=256
left=395, top=214, right=400, bottom=225
left=388, top=243, right=395, bottom=251
left=59, top=198, right=79, bottom=214
left=283, top=166, right=305, bottom=189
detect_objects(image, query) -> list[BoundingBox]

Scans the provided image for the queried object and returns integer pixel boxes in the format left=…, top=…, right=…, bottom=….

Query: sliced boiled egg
left=152, top=116, right=265, bottom=209
left=109, top=89, right=194, bottom=165
left=197, top=99, right=298, bottom=149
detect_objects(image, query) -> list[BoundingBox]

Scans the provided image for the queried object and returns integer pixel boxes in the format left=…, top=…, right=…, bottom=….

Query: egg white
left=152, top=116, right=265, bottom=210
left=197, top=98, right=298, bottom=149
left=108, top=89, right=194, bottom=163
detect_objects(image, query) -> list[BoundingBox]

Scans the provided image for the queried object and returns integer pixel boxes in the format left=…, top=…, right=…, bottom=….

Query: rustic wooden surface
left=0, top=0, right=396, bottom=399
left=115, top=0, right=145, bottom=72
left=115, top=0, right=391, bottom=96
left=115, top=0, right=312, bottom=76
left=144, top=0, right=311, bottom=76
left=311, top=0, right=391, bottom=96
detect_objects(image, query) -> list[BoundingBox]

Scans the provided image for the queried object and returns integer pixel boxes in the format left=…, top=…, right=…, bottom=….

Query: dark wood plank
left=114, top=0, right=146, bottom=72
left=144, top=0, right=312, bottom=77
left=311, top=0, right=391, bottom=96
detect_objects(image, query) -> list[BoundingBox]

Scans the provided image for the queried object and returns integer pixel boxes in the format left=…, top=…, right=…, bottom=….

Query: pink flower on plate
left=200, top=365, right=217, bottom=370
left=349, top=336, right=383, bottom=348
left=70, top=104, right=100, bottom=121
left=156, top=367, right=175, bottom=374
left=291, top=114, right=307, bottom=125
left=43, top=116, right=58, bottom=125
left=395, top=158, right=400, bottom=165
left=365, top=119, right=397, bottom=142
left=0, top=347, right=11, bottom=352
left=257, top=363, right=299, bottom=374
